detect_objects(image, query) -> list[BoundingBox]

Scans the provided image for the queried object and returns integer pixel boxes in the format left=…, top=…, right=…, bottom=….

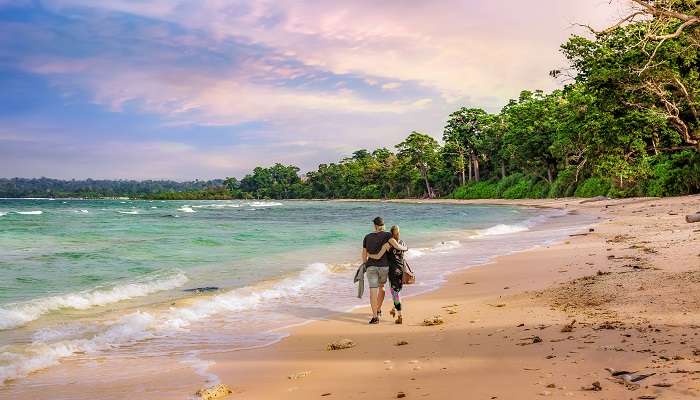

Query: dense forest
left=2, top=1, right=698, bottom=200
left=0, top=178, right=227, bottom=199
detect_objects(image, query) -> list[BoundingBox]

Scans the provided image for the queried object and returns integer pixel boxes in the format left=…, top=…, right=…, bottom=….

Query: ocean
left=0, top=199, right=593, bottom=395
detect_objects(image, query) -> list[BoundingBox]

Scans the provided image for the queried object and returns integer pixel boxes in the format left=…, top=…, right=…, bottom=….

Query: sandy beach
left=199, top=195, right=700, bottom=399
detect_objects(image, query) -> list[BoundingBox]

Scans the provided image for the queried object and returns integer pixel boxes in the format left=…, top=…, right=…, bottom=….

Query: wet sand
left=206, top=195, right=700, bottom=399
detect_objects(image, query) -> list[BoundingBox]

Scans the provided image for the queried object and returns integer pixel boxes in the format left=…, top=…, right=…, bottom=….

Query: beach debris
left=518, top=336, right=543, bottom=345
left=581, top=381, right=602, bottom=391
left=395, top=340, right=409, bottom=346
left=607, top=234, right=633, bottom=243
left=580, top=196, right=609, bottom=204
left=464, top=281, right=476, bottom=285
left=321, top=392, right=331, bottom=396
left=326, top=338, right=355, bottom=351
left=194, top=384, right=233, bottom=400
left=561, top=319, right=577, bottom=333
left=597, top=321, right=621, bottom=330
left=396, top=392, right=406, bottom=398
left=605, top=368, right=655, bottom=385
left=638, top=396, right=657, bottom=399
left=184, top=286, right=219, bottom=293
left=685, top=212, right=700, bottom=223
left=488, top=303, right=506, bottom=308
left=422, top=316, right=444, bottom=326
left=288, top=371, right=311, bottom=380
left=652, top=382, right=672, bottom=387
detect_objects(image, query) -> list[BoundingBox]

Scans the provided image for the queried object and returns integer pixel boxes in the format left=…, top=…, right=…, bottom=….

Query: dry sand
left=204, top=195, right=700, bottom=399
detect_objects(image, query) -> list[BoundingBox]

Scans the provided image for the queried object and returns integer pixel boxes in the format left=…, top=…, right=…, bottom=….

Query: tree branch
left=628, top=0, right=697, bottom=22
left=647, top=18, right=700, bottom=40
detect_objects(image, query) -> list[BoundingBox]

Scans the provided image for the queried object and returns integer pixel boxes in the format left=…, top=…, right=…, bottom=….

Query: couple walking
left=361, top=216, right=409, bottom=325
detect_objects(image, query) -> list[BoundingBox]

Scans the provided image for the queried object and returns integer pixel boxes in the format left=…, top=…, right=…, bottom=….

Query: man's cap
left=373, top=216, right=384, bottom=226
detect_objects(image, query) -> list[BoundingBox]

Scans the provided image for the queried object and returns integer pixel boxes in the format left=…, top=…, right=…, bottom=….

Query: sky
left=0, top=0, right=626, bottom=180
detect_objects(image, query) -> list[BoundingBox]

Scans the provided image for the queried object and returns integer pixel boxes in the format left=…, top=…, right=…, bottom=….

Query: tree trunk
left=473, top=156, right=480, bottom=182
left=420, top=166, right=433, bottom=198
left=546, top=166, right=553, bottom=183
left=460, top=155, right=466, bottom=186
left=467, top=160, right=473, bottom=182
left=500, top=161, right=506, bottom=179
left=406, top=184, right=411, bottom=198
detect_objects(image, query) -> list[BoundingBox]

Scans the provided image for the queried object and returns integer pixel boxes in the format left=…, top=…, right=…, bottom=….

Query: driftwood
left=580, top=196, right=609, bottom=204
left=686, top=213, right=700, bottom=223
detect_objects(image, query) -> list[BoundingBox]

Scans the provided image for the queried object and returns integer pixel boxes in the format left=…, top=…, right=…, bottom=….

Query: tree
left=443, top=108, right=494, bottom=182
left=501, top=91, right=561, bottom=183
left=396, top=132, right=440, bottom=198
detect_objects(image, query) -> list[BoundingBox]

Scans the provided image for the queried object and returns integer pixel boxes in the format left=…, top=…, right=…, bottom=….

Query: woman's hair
left=390, top=225, right=400, bottom=239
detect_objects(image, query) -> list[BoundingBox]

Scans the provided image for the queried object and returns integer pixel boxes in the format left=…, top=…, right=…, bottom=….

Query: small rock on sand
left=288, top=371, right=311, bottom=380
left=581, top=381, right=602, bottom=391
left=194, top=384, right=233, bottom=400
left=395, top=340, right=409, bottom=346
left=326, top=338, right=355, bottom=351
left=422, top=316, right=444, bottom=326
left=397, top=392, right=406, bottom=398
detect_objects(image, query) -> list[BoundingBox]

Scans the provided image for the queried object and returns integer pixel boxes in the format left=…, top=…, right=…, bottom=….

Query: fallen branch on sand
left=686, top=213, right=700, bottom=223
left=580, top=196, right=609, bottom=204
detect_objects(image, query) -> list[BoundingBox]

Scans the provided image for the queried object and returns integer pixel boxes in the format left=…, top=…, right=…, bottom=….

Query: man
left=362, top=216, right=392, bottom=324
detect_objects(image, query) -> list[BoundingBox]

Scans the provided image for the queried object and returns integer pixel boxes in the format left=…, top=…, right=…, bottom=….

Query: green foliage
left=451, top=181, right=499, bottom=199
left=574, top=177, right=611, bottom=198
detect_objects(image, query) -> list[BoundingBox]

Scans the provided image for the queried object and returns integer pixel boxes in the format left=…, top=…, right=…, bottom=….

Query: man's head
left=373, top=216, right=385, bottom=231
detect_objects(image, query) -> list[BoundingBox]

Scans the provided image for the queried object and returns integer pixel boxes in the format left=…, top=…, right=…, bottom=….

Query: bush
left=502, top=179, right=530, bottom=199
left=451, top=180, right=499, bottom=199
left=574, top=177, right=611, bottom=197
left=644, top=150, right=700, bottom=196
left=529, top=180, right=551, bottom=198
left=548, top=168, right=577, bottom=198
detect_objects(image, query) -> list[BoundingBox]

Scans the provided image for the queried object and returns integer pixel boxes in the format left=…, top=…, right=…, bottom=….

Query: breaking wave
left=0, top=272, right=189, bottom=331
left=0, top=263, right=330, bottom=384
left=470, top=223, right=529, bottom=238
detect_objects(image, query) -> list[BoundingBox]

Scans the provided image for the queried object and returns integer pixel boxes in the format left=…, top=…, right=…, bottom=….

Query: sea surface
left=0, top=199, right=594, bottom=395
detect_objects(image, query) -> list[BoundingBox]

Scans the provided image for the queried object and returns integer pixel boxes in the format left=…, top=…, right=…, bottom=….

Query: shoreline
left=201, top=195, right=700, bottom=399
left=2, top=196, right=699, bottom=399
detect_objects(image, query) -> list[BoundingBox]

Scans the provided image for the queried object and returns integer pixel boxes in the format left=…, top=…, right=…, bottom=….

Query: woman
left=368, top=225, right=408, bottom=324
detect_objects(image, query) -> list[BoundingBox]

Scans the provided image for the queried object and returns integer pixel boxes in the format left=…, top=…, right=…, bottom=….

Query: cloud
left=0, top=0, right=624, bottom=179
left=42, top=0, right=621, bottom=104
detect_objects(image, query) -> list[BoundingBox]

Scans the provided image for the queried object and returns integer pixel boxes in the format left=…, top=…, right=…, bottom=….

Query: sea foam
left=0, top=263, right=329, bottom=384
left=249, top=201, right=282, bottom=207
left=178, top=206, right=196, bottom=213
left=470, top=223, right=529, bottom=238
left=16, top=211, right=43, bottom=215
left=0, top=272, right=188, bottom=331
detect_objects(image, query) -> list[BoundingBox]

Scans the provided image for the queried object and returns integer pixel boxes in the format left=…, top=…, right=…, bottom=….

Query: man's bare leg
left=377, top=285, right=385, bottom=316
left=370, top=287, right=379, bottom=317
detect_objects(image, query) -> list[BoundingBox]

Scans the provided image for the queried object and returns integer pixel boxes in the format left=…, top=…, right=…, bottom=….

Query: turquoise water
left=0, top=199, right=592, bottom=392
left=0, top=199, right=535, bottom=307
